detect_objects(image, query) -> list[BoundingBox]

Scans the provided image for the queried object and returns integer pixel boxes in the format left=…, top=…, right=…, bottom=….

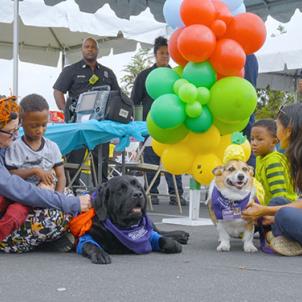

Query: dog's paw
left=243, top=243, right=258, bottom=253
left=90, top=249, right=112, bottom=264
left=82, top=242, right=112, bottom=264
left=217, top=241, right=230, bottom=252
left=172, top=231, right=190, bottom=245
left=159, top=237, right=182, bottom=254
left=159, top=231, right=190, bottom=245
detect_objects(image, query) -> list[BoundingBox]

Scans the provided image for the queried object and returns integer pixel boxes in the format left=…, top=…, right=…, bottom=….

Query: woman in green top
left=243, top=104, right=302, bottom=256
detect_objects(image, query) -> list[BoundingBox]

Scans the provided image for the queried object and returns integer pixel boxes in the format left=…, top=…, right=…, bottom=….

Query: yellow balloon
left=215, top=134, right=232, bottom=161
left=241, top=139, right=251, bottom=162
left=151, top=139, right=169, bottom=157
left=191, top=153, right=222, bottom=185
left=184, top=125, right=221, bottom=155
left=161, top=145, right=194, bottom=175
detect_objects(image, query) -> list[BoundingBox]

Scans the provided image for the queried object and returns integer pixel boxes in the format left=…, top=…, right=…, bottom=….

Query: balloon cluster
left=146, top=0, right=266, bottom=185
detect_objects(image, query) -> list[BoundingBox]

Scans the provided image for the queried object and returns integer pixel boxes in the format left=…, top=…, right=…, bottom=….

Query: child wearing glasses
left=5, top=94, right=66, bottom=192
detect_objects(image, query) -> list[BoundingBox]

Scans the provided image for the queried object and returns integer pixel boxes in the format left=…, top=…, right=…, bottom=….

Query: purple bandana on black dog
left=103, top=215, right=153, bottom=254
left=211, top=186, right=251, bottom=220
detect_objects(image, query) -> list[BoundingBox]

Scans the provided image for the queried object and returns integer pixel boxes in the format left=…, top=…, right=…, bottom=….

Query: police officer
left=131, top=36, right=187, bottom=206
left=53, top=37, right=120, bottom=186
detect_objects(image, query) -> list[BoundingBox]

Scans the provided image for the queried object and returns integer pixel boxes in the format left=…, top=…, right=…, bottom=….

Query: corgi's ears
left=248, top=165, right=254, bottom=176
left=212, top=166, right=224, bottom=176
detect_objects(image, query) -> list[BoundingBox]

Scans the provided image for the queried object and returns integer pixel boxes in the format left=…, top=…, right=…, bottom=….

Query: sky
left=0, top=8, right=301, bottom=110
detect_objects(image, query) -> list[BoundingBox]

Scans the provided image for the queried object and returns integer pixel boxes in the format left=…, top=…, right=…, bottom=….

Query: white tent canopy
left=256, top=10, right=302, bottom=92
left=44, top=0, right=302, bottom=23
left=0, top=0, right=169, bottom=94
left=0, top=0, right=167, bottom=66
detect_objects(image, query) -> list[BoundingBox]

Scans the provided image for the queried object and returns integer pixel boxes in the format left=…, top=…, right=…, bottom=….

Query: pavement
left=1, top=177, right=302, bottom=302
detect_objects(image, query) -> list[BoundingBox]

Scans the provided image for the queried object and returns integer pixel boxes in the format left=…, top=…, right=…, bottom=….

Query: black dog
left=79, top=175, right=189, bottom=264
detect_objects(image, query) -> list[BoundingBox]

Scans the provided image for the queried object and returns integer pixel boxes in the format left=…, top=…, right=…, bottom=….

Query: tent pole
left=13, top=0, right=19, bottom=97
left=62, top=49, right=66, bottom=70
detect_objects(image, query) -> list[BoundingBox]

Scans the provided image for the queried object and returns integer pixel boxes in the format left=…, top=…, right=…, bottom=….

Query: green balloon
left=208, top=77, right=257, bottom=123
left=173, top=79, right=188, bottom=95
left=185, top=106, right=213, bottom=133
left=150, top=94, right=186, bottom=129
left=196, top=87, right=211, bottom=105
left=173, top=65, right=184, bottom=77
left=147, top=114, right=189, bottom=144
left=214, top=118, right=250, bottom=135
left=185, top=102, right=202, bottom=118
left=146, top=67, right=179, bottom=100
left=183, top=61, right=217, bottom=89
left=178, top=83, right=198, bottom=104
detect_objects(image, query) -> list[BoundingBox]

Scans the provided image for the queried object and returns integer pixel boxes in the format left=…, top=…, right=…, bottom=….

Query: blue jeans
left=269, top=197, right=302, bottom=244
left=143, top=146, right=183, bottom=196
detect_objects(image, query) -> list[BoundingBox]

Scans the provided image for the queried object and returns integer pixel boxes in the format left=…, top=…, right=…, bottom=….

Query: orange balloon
left=180, top=0, right=216, bottom=27
left=211, top=20, right=227, bottom=38
left=212, top=0, right=233, bottom=25
left=225, top=13, right=267, bottom=55
left=168, top=28, right=188, bottom=67
left=234, top=68, right=245, bottom=78
left=210, top=39, right=246, bottom=76
left=178, top=25, right=216, bottom=63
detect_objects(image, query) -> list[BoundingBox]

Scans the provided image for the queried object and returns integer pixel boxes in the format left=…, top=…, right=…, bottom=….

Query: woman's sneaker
left=270, top=235, right=302, bottom=256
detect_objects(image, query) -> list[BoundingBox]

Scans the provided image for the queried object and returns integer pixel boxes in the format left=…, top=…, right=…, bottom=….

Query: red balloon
left=210, top=39, right=246, bottom=76
left=211, top=20, right=227, bottom=38
left=168, top=28, right=188, bottom=67
left=180, top=0, right=216, bottom=27
left=217, top=68, right=244, bottom=80
left=225, top=13, right=267, bottom=54
left=212, top=0, right=233, bottom=25
left=178, top=25, right=216, bottom=63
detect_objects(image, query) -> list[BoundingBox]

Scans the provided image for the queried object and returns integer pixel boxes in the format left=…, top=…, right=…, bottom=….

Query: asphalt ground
left=1, top=176, right=302, bottom=302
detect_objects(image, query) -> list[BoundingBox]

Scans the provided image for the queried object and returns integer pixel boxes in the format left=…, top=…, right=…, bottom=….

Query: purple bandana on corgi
left=211, top=186, right=251, bottom=220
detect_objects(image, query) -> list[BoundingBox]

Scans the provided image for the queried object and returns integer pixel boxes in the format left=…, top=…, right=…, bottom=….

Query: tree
left=255, top=86, right=295, bottom=120
left=120, top=47, right=153, bottom=96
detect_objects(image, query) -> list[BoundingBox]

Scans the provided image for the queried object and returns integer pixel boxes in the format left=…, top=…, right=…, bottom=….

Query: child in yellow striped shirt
left=251, top=119, right=297, bottom=206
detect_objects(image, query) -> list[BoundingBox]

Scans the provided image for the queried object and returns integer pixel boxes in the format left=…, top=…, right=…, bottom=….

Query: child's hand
left=34, top=168, right=54, bottom=186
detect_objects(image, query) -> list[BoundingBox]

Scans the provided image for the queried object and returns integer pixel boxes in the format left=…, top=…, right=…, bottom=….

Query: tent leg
left=13, top=0, right=19, bottom=97
left=162, top=177, right=213, bottom=226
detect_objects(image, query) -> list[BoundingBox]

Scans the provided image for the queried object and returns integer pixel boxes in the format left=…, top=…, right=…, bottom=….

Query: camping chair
left=64, top=150, right=97, bottom=193
left=122, top=138, right=183, bottom=214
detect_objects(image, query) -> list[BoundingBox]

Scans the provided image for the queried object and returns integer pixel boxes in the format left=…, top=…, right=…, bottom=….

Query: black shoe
left=151, top=196, right=159, bottom=205
left=169, top=197, right=187, bottom=206
left=43, top=231, right=75, bottom=253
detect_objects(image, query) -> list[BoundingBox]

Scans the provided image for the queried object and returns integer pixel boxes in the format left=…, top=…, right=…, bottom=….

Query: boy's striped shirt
left=256, top=151, right=297, bottom=205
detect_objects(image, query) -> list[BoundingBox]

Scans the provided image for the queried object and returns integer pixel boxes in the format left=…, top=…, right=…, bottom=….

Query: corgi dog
left=207, top=160, right=257, bottom=253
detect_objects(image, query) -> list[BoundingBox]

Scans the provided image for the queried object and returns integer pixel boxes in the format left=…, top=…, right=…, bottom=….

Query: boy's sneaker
left=43, top=231, right=75, bottom=253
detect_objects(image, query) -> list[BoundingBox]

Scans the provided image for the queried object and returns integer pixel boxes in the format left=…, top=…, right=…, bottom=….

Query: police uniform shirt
left=53, top=59, right=120, bottom=99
